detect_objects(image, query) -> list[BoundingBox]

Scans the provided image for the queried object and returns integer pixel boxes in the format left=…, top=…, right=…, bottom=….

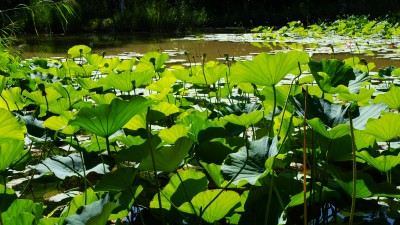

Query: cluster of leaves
left=252, top=16, right=400, bottom=40
left=1, top=44, right=400, bottom=225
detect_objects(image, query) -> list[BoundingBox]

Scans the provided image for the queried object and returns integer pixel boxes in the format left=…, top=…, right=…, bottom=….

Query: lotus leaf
left=364, top=112, right=400, bottom=141
left=221, top=136, right=278, bottom=186
left=140, top=137, right=193, bottom=172
left=150, top=169, right=208, bottom=210
left=34, top=153, right=109, bottom=179
left=67, top=45, right=92, bottom=57
left=0, top=87, right=25, bottom=111
left=158, top=124, right=190, bottom=144
left=358, top=151, right=400, bottom=172
left=178, top=189, right=240, bottom=223
left=43, top=111, right=79, bottom=135
left=69, top=97, right=151, bottom=138
left=373, top=84, right=400, bottom=109
left=223, top=110, right=263, bottom=128
left=231, top=50, right=309, bottom=86
left=309, top=59, right=355, bottom=93
left=64, top=194, right=118, bottom=225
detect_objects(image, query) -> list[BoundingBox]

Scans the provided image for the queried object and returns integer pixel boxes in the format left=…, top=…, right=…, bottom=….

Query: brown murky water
left=16, top=33, right=400, bottom=70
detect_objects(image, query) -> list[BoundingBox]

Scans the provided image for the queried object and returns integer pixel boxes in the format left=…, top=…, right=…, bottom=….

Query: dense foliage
left=1, top=36, right=400, bottom=224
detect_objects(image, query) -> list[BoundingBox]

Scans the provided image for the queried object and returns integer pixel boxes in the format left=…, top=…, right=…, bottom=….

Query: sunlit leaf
left=34, top=153, right=109, bottom=179
left=223, top=110, right=263, bottom=128
left=373, top=84, right=400, bottom=109
left=69, top=97, right=151, bottom=137
left=159, top=124, right=190, bottom=144
left=221, top=137, right=278, bottom=186
left=150, top=169, right=208, bottom=210
left=231, top=51, right=309, bottom=86
left=67, top=45, right=92, bottom=57
left=64, top=194, right=118, bottom=225
left=364, top=112, right=400, bottom=141
left=358, top=151, right=400, bottom=172
left=309, top=59, right=355, bottom=93
left=178, top=189, right=240, bottom=223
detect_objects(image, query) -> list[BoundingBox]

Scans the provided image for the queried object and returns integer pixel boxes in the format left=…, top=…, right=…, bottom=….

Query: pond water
left=15, top=32, right=400, bottom=70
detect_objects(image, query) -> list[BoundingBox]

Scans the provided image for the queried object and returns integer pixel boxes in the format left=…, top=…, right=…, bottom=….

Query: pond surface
left=15, top=32, right=400, bottom=70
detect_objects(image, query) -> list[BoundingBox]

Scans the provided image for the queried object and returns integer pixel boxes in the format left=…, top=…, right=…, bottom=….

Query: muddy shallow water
left=15, top=32, right=400, bottom=70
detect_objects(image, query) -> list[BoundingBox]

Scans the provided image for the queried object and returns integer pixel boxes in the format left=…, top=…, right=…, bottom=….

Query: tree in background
left=0, top=0, right=77, bottom=49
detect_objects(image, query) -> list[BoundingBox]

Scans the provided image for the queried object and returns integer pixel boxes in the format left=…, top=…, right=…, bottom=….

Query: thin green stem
left=146, top=107, right=165, bottom=225
left=348, top=109, right=357, bottom=225
left=303, top=86, right=308, bottom=225
left=78, top=150, right=88, bottom=204
left=105, top=136, right=111, bottom=155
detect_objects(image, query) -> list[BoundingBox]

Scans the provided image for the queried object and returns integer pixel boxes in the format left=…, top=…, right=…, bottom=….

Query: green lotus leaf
left=51, top=83, right=89, bottom=107
left=223, top=110, right=263, bottom=128
left=64, top=194, right=118, bottom=225
left=169, top=65, right=191, bottom=82
left=231, top=50, right=309, bottom=86
left=123, top=113, right=146, bottom=131
left=75, top=78, right=103, bottom=91
left=0, top=140, right=24, bottom=172
left=85, top=53, right=104, bottom=67
left=150, top=169, right=208, bottom=210
left=89, top=93, right=117, bottom=105
left=34, top=153, right=110, bottom=179
left=1, top=199, right=42, bottom=225
left=190, top=61, right=228, bottom=85
left=116, top=58, right=136, bottom=72
left=47, top=98, right=71, bottom=114
left=358, top=151, right=400, bottom=172
left=61, top=188, right=99, bottom=220
left=152, top=101, right=179, bottom=117
left=0, top=87, right=25, bottom=111
left=159, top=124, right=190, bottom=144
left=373, top=84, right=400, bottom=109
left=131, top=70, right=154, bottom=87
left=99, top=57, right=120, bottom=73
left=116, top=136, right=161, bottom=163
left=309, top=59, right=355, bottom=93
left=0, top=108, right=26, bottom=143
left=348, top=69, right=371, bottom=94
left=67, top=45, right=92, bottom=57
left=140, top=137, right=193, bottom=172
left=307, top=118, right=350, bottom=139
left=136, top=51, right=169, bottom=72
left=38, top=218, right=60, bottom=225
left=343, top=57, right=375, bottom=73
left=313, top=72, right=350, bottom=94
left=23, top=88, right=62, bottom=106
left=0, top=75, right=8, bottom=93
left=95, top=167, right=138, bottom=191
left=364, top=112, right=400, bottom=141
left=146, top=74, right=176, bottom=92
left=221, top=136, right=278, bottom=186
left=69, top=97, right=151, bottom=138
left=69, top=64, right=97, bottom=77
left=200, top=162, right=233, bottom=188
left=178, top=189, right=240, bottom=223
left=43, top=111, right=79, bottom=135
left=338, top=88, right=375, bottom=106
left=351, top=103, right=388, bottom=130
left=104, top=71, right=134, bottom=92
